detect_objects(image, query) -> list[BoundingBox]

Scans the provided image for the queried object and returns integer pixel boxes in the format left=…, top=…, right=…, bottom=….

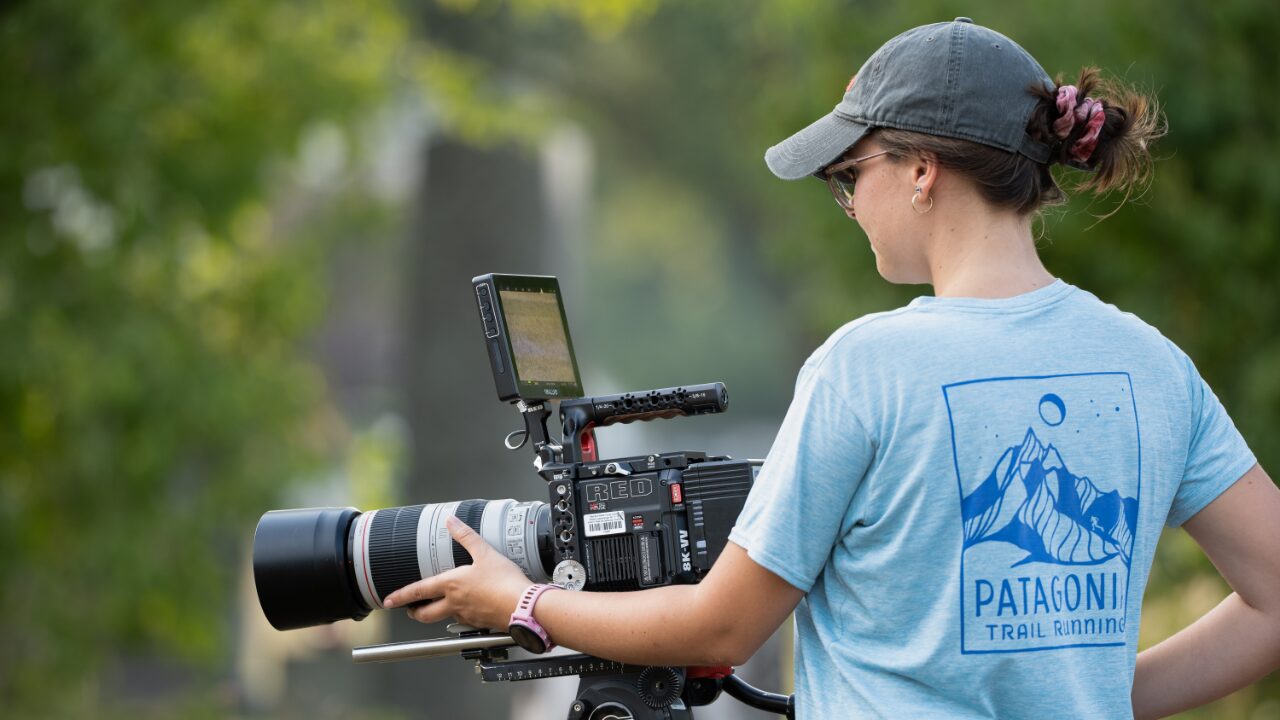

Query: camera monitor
left=473, top=273, right=584, bottom=402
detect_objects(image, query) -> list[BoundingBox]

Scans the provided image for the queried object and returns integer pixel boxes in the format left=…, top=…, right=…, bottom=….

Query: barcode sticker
left=583, top=511, right=627, bottom=538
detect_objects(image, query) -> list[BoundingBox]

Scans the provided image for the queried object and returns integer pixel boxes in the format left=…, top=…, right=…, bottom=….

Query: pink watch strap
left=508, top=583, right=561, bottom=652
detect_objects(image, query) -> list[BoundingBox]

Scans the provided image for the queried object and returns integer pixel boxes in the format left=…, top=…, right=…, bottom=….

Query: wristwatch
left=507, top=583, right=562, bottom=654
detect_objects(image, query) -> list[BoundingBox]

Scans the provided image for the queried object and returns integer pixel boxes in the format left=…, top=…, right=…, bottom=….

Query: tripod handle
left=720, top=674, right=795, bottom=719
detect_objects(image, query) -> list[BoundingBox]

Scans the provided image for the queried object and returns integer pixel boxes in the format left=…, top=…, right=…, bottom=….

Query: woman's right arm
left=532, top=541, right=806, bottom=667
left=1130, top=463, right=1280, bottom=719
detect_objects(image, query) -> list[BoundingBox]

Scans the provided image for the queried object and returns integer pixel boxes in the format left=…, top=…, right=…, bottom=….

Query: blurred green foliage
left=0, top=0, right=408, bottom=713
left=1, top=0, right=1276, bottom=717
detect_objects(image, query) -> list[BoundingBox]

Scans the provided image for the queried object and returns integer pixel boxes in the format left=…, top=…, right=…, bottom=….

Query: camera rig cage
left=351, top=274, right=794, bottom=719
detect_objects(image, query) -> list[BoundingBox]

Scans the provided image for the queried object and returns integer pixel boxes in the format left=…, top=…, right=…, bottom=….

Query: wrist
left=507, top=583, right=562, bottom=654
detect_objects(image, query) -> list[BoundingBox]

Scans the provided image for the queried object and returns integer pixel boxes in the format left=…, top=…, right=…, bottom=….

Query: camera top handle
left=509, top=382, right=730, bottom=469
left=558, top=382, right=728, bottom=464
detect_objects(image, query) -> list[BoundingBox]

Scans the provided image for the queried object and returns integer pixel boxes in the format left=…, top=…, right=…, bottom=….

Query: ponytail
left=1028, top=66, right=1166, bottom=202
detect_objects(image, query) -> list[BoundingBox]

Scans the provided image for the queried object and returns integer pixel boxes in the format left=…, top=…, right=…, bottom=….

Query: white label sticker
left=583, top=511, right=627, bottom=538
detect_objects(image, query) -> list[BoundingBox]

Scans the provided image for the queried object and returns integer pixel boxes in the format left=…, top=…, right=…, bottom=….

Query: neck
left=923, top=206, right=1054, bottom=298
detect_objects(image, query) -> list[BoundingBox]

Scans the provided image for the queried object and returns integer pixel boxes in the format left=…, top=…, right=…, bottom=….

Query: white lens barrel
left=351, top=499, right=548, bottom=610
left=493, top=500, right=550, bottom=584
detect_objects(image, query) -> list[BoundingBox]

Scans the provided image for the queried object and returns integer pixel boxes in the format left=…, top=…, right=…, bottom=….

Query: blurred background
left=2, top=0, right=1277, bottom=717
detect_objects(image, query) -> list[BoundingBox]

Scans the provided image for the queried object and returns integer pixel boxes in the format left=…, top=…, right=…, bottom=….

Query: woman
left=384, top=18, right=1280, bottom=718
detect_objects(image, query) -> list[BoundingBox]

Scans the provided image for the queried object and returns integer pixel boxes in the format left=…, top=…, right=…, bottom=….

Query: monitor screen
left=499, top=288, right=578, bottom=385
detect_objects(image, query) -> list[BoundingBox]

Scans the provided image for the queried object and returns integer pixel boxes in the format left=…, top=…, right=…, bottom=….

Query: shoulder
left=1058, top=288, right=1206, bottom=416
left=796, top=304, right=940, bottom=398
left=805, top=304, right=928, bottom=373
left=1069, top=286, right=1190, bottom=367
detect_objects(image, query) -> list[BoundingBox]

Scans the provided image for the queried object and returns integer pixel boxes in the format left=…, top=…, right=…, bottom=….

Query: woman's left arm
left=384, top=516, right=805, bottom=667
left=1131, top=463, right=1280, bottom=719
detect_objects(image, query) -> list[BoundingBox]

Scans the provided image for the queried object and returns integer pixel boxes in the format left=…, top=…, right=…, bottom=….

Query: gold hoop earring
left=911, top=188, right=934, bottom=215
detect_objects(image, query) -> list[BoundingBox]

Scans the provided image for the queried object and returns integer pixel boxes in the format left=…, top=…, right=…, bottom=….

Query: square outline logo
left=942, top=371, right=1141, bottom=653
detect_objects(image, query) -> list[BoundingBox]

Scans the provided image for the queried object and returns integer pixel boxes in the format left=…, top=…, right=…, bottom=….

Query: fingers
left=383, top=574, right=446, bottom=609
left=446, top=515, right=486, bottom=558
left=381, top=517, right=487, bottom=613
left=407, top=598, right=453, bottom=625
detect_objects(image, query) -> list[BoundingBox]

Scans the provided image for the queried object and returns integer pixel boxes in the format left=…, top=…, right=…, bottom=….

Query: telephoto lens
left=253, top=499, right=553, bottom=630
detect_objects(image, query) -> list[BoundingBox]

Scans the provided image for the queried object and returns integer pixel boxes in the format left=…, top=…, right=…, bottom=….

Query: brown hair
left=873, top=67, right=1165, bottom=215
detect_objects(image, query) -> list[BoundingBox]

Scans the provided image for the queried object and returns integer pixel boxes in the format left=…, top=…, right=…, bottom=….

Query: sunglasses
left=822, top=149, right=891, bottom=211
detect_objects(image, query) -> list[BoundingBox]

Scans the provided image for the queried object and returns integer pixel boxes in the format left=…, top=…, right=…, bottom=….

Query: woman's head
left=765, top=18, right=1163, bottom=284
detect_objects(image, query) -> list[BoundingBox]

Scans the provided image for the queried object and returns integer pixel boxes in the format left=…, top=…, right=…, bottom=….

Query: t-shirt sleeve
left=1166, top=357, right=1257, bottom=527
left=728, top=359, right=876, bottom=592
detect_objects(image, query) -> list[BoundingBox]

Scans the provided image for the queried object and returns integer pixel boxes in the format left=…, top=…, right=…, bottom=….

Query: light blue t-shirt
left=729, top=280, right=1256, bottom=719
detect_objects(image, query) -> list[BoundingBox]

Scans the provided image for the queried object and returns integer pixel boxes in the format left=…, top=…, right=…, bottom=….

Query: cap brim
left=765, top=111, right=870, bottom=180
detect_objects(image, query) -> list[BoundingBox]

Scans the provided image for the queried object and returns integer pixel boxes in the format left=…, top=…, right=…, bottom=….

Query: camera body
left=540, top=450, right=752, bottom=591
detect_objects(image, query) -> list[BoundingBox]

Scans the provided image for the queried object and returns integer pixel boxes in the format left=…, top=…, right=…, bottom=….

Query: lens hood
left=252, top=507, right=369, bottom=630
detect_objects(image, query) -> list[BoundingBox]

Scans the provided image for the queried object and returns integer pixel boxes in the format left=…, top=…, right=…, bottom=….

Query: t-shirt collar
left=908, top=279, right=1074, bottom=313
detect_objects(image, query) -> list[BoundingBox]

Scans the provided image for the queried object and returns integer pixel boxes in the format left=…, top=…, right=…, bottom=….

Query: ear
left=910, top=152, right=940, bottom=200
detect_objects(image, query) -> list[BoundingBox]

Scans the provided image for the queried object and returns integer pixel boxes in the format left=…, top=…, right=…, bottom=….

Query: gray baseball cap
left=765, top=17, right=1055, bottom=180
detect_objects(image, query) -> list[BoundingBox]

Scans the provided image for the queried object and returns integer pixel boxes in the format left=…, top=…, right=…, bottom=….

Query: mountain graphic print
left=943, top=372, right=1142, bottom=654
left=961, top=428, right=1137, bottom=569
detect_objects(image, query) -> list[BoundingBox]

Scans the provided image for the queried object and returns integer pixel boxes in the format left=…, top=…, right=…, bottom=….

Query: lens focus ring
left=368, top=505, right=425, bottom=601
